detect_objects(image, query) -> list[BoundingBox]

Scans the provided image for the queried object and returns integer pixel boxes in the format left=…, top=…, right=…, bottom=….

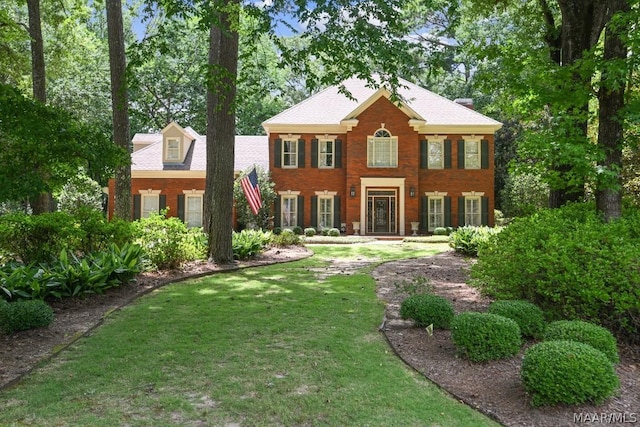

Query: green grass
left=0, top=243, right=498, bottom=426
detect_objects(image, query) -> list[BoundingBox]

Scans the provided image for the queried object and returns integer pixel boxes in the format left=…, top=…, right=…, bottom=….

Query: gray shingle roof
left=263, top=76, right=501, bottom=127
left=131, top=132, right=268, bottom=173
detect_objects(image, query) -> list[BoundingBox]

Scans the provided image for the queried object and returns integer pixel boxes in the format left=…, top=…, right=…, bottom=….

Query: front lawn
left=0, top=243, right=497, bottom=426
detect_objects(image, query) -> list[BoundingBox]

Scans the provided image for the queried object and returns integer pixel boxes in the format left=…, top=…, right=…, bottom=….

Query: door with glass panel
left=366, top=190, right=397, bottom=234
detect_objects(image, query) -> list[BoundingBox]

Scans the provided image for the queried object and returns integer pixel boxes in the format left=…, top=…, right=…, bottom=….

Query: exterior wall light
left=410, top=186, right=416, bottom=198
left=350, top=185, right=356, bottom=198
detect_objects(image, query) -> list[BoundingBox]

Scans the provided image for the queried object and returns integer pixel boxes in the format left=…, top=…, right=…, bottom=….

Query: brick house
left=107, top=121, right=268, bottom=226
left=262, top=76, right=502, bottom=236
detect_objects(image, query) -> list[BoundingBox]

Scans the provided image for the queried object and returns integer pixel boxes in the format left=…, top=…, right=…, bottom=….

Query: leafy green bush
left=0, top=299, right=55, bottom=334
left=0, top=212, right=83, bottom=264
left=400, top=293, right=454, bottom=329
left=292, top=226, right=303, bottom=235
left=272, top=229, right=301, bottom=246
left=470, top=203, right=640, bottom=341
left=132, top=212, right=206, bottom=270
left=73, top=208, right=134, bottom=254
left=451, top=312, right=522, bottom=362
left=521, top=340, right=619, bottom=406
left=327, top=228, right=340, bottom=237
left=488, top=300, right=546, bottom=339
left=232, top=229, right=271, bottom=260
left=0, top=243, right=146, bottom=301
left=449, top=226, right=501, bottom=256
left=272, top=227, right=282, bottom=235
left=433, top=227, right=449, bottom=236
left=304, top=227, right=316, bottom=237
left=544, top=320, right=619, bottom=364
left=57, top=174, right=103, bottom=216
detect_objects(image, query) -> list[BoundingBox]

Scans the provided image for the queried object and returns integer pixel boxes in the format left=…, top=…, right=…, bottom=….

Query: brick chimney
left=454, top=98, right=474, bottom=110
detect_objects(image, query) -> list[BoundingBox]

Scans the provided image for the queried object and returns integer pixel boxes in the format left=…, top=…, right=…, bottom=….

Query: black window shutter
left=420, top=196, right=427, bottom=231
left=133, top=194, right=141, bottom=220
left=298, top=139, right=305, bottom=168
left=481, top=139, right=489, bottom=169
left=335, top=139, right=342, bottom=168
left=420, top=140, right=427, bottom=169
left=274, top=139, right=282, bottom=168
left=311, top=139, right=318, bottom=168
left=444, top=196, right=452, bottom=227
left=444, top=140, right=452, bottom=169
left=297, top=195, right=304, bottom=227
left=457, top=140, right=465, bottom=169
left=177, top=195, right=185, bottom=221
left=333, top=196, right=341, bottom=228
left=159, top=195, right=167, bottom=212
left=310, top=196, right=318, bottom=227
left=274, top=196, right=281, bottom=228
left=458, top=196, right=465, bottom=226
left=481, top=197, right=489, bottom=225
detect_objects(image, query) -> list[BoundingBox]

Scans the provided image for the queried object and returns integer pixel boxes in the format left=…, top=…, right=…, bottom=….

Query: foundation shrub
left=272, top=229, right=301, bottom=246
left=471, top=203, right=640, bottom=342
left=449, top=226, right=501, bottom=256
left=232, top=229, right=271, bottom=260
left=488, top=300, right=546, bottom=339
left=327, top=228, right=340, bottom=237
left=399, top=293, right=454, bottom=329
left=132, top=211, right=206, bottom=270
left=0, top=299, right=55, bottom=334
left=544, top=320, right=619, bottom=364
left=521, top=340, right=619, bottom=406
left=451, top=312, right=521, bottom=362
left=304, top=227, right=316, bottom=237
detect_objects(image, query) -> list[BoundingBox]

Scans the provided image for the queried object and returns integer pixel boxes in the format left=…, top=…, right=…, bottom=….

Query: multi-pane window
left=282, top=139, right=298, bottom=167
left=465, top=197, right=481, bottom=226
left=167, top=139, right=180, bottom=161
left=428, top=141, right=444, bottom=169
left=141, top=194, right=159, bottom=218
left=428, top=197, right=444, bottom=231
left=282, top=196, right=297, bottom=228
left=367, top=129, right=397, bottom=167
left=318, top=197, right=333, bottom=229
left=185, top=195, right=203, bottom=228
left=465, top=140, right=481, bottom=169
left=319, top=140, right=334, bottom=168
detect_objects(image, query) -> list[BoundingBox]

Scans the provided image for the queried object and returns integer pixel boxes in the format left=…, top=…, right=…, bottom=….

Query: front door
left=366, top=190, right=397, bottom=234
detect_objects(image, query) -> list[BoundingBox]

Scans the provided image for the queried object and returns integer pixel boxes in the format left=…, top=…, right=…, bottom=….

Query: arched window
left=367, top=128, right=397, bottom=167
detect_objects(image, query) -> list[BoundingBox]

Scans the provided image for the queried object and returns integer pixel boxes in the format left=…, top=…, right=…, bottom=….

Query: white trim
left=424, top=191, right=448, bottom=197
left=461, top=191, right=485, bottom=197
left=264, top=123, right=501, bottom=135
left=278, top=190, right=301, bottom=196
left=314, top=190, right=338, bottom=196
left=182, top=189, right=205, bottom=195
left=279, top=134, right=301, bottom=140
left=132, top=171, right=206, bottom=178
left=359, top=177, right=406, bottom=236
left=184, top=193, right=204, bottom=228
left=138, top=189, right=162, bottom=195
left=315, top=134, right=337, bottom=140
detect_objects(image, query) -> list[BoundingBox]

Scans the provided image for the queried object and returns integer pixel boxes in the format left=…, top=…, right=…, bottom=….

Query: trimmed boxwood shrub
left=544, top=320, right=619, bottom=364
left=521, top=340, right=619, bottom=406
left=399, top=293, right=454, bottom=329
left=451, top=312, right=521, bottom=362
left=488, top=300, right=546, bottom=339
left=304, top=227, right=316, bottom=237
left=0, top=299, right=55, bottom=334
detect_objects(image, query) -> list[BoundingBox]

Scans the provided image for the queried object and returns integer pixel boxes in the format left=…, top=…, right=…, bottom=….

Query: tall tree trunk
left=106, top=0, right=132, bottom=221
left=596, top=0, right=629, bottom=222
left=27, top=0, right=51, bottom=214
left=204, top=0, right=239, bottom=264
left=544, top=0, right=613, bottom=208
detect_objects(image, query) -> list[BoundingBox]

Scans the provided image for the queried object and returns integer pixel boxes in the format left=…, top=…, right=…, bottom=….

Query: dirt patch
left=375, top=251, right=640, bottom=427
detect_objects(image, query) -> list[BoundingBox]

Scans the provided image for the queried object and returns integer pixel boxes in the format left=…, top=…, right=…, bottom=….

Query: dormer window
left=166, top=138, right=180, bottom=161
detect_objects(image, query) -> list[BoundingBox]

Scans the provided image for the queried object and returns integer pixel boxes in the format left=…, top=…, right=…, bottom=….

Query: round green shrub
left=292, top=226, right=303, bottom=235
left=304, top=227, right=316, bottom=237
left=451, top=312, right=522, bottom=362
left=433, top=227, right=448, bottom=236
left=327, top=228, right=340, bottom=237
left=544, top=320, right=619, bottom=364
left=488, top=300, right=546, bottom=339
left=399, top=293, right=454, bottom=329
left=0, top=299, right=55, bottom=334
left=521, top=340, right=619, bottom=406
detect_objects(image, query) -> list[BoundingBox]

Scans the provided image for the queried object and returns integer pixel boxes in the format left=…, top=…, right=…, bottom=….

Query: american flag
left=240, top=167, right=262, bottom=215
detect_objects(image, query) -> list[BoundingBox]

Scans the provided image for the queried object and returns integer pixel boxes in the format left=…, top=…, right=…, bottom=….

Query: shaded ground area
left=1, top=246, right=638, bottom=427
left=374, top=251, right=639, bottom=427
